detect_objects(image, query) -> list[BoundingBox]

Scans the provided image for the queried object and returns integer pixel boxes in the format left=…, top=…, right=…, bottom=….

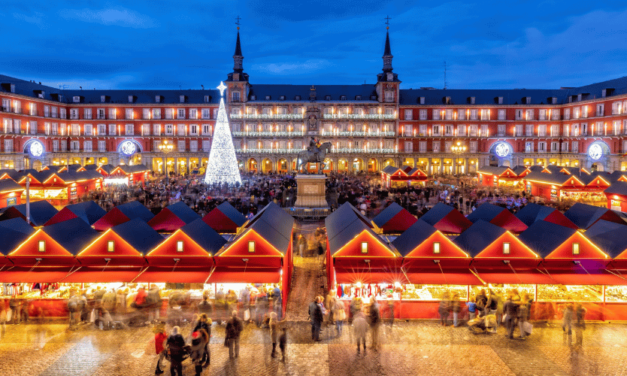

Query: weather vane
left=384, top=15, right=391, bottom=29
left=235, top=15, right=241, bottom=30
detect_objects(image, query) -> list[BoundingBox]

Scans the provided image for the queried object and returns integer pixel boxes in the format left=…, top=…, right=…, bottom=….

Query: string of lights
left=204, top=82, right=242, bottom=186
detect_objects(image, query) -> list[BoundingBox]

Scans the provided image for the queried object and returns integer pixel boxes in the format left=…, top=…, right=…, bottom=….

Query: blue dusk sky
left=3, top=0, right=627, bottom=90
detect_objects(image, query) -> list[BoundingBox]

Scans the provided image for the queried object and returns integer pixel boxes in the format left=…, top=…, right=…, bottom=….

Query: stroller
left=468, top=314, right=497, bottom=334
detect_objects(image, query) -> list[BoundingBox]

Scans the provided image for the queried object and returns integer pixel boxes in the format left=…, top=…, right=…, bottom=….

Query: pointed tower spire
left=382, top=28, right=393, bottom=73
left=384, top=30, right=392, bottom=57
left=233, top=31, right=244, bottom=73
left=234, top=31, right=243, bottom=58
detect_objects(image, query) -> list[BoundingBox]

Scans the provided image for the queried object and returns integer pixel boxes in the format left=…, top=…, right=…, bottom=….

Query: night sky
left=4, top=0, right=627, bottom=90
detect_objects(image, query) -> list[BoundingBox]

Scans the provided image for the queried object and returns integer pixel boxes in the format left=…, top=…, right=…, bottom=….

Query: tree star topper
left=217, top=81, right=227, bottom=97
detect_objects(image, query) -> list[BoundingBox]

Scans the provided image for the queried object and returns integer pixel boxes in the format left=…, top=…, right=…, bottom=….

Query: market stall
left=380, top=165, right=427, bottom=188
left=93, top=201, right=155, bottom=231
left=202, top=201, right=247, bottom=234
left=0, top=200, right=58, bottom=227
left=372, top=202, right=417, bottom=234
left=44, top=200, right=106, bottom=226
left=98, top=165, right=150, bottom=186
left=0, top=218, right=34, bottom=268
left=148, top=201, right=201, bottom=233
left=523, top=170, right=610, bottom=204
left=564, top=202, right=626, bottom=229
left=514, top=202, right=578, bottom=230
left=477, top=166, right=522, bottom=187
left=419, top=203, right=472, bottom=234
left=604, top=181, right=627, bottom=213
left=467, top=203, right=528, bottom=233
left=0, top=179, right=23, bottom=208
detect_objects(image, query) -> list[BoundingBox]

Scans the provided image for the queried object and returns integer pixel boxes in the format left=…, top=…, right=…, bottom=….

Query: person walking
left=269, top=312, right=286, bottom=358
left=297, top=235, right=307, bottom=258
left=166, top=326, right=185, bottom=376
left=332, top=299, right=346, bottom=336
left=153, top=322, right=168, bottom=375
left=517, top=297, right=530, bottom=340
left=438, top=292, right=450, bottom=326
left=503, top=295, right=518, bottom=339
left=562, top=303, right=574, bottom=344
left=308, top=297, right=323, bottom=341
left=353, top=311, right=368, bottom=354
left=325, top=291, right=336, bottom=327
left=466, top=297, right=477, bottom=320
left=278, top=327, right=288, bottom=362
left=575, top=303, right=586, bottom=346
left=369, top=297, right=381, bottom=350
left=451, top=293, right=461, bottom=327
left=349, top=296, right=362, bottom=325
left=226, top=310, right=243, bottom=359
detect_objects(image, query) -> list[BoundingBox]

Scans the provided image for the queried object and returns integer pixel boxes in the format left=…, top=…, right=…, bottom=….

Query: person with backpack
left=166, top=326, right=185, bottom=376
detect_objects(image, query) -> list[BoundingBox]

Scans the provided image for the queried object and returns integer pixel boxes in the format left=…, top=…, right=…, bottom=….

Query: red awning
left=208, top=268, right=281, bottom=283
left=404, top=270, right=482, bottom=285
left=474, top=271, right=554, bottom=285
left=549, top=272, right=627, bottom=285
left=0, top=268, right=73, bottom=283
left=334, top=267, right=407, bottom=284
left=60, top=268, right=145, bottom=283
left=134, top=269, right=212, bottom=283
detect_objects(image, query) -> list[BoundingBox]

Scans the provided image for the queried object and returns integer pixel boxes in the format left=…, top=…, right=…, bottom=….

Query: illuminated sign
left=588, top=143, right=603, bottom=160
left=120, top=141, right=137, bottom=156
left=494, top=142, right=511, bottom=158
left=28, top=140, right=45, bottom=158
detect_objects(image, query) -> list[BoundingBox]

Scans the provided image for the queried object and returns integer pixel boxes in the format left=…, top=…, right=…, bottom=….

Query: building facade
left=1, top=30, right=627, bottom=174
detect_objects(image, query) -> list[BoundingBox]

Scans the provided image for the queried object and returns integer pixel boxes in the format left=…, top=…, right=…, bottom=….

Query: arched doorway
left=402, top=158, right=415, bottom=168
left=592, top=162, right=604, bottom=172
left=383, top=159, right=395, bottom=168
left=248, top=158, right=258, bottom=173
left=262, top=158, right=273, bottom=173
left=368, top=158, right=378, bottom=173
left=323, top=158, right=333, bottom=173
left=353, top=158, right=364, bottom=172
left=338, top=159, right=348, bottom=173
left=277, top=159, right=288, bottom=173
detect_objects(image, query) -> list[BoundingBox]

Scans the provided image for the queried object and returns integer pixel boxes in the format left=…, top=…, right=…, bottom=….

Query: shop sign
left=611, top=200, right=623, bottom=212
left=70, top=186, right=77, bottom=198
left=526, top=183, right=531, bottom=194
left=550, top=189, right=558, bottom=201
left=6, top=197, right=16, bottom=206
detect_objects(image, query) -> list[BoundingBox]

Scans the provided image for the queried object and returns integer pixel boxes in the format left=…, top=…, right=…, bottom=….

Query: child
left=278, top=327, right=287, bottom=362
left=466, top=297, right=477, bottom=320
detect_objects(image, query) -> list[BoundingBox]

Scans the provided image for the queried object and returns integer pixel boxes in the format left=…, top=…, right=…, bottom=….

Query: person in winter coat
left=225, top=310, right=243, bottom=359
left=278, top=327, right=288, bottom=361
left=332, top=299, right=346, bottom=336
left=297, top=235, right=307, bottom=258
left=503, top=295, right=518, bottom=339
left=349, top=296, right=362, bottom=324
left=451, top=293, right=462, bottom=327
left=439, top=292, right=450, bottom=326
left=353, top=311, right=368, bottom=354
left=475, top=289, right=487, bottom=317
left=517, top=297, right=530, bottom=340
left=268, top=312, right=286, bottom=358
left=189, top=329, right=210, bottom=376
left=153, top=323, right=168, bottom=375
left=562, top=303, right=574, bottom=342
left=325, top=291, right=336, bottom=326
left=369, top=297, right=381, bottom=350
left=166, top=326, right=186, bottom=376
left=575, top=303, right=587, bottom=346
left=239, top=286, right=251, bottom=322
left=308, top=296, right=324, bottom=341
left=197, top=292, right=213, bottom=318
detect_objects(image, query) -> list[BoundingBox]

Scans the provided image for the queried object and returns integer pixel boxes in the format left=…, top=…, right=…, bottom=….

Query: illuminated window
left=361, top=242, right=368, bottom=254
left=572, top=243, right=580, bottom=255
left=38, top=240, right=45, bottom=252
left=107, top=240, right=115, bottom=253
left=433, top=242, right=440, bottom=254
left=248, top=241, right=255, bottom=253
left=177, top=241, right=184, bottom=253
left=503, top=243, right=510, bottom=255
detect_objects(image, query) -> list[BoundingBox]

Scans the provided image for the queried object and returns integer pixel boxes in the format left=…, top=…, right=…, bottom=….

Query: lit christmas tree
left=204, top=82, right=242, bottom=186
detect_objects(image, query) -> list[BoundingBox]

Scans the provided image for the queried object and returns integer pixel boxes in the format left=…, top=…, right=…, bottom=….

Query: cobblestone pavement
left=2, top=320, right=627, bottom=375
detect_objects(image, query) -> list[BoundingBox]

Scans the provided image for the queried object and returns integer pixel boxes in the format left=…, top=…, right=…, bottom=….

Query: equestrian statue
left=297, top=137, right=332, bottom=174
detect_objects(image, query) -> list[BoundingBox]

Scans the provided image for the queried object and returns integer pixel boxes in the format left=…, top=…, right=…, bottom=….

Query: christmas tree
left=204, top=82, right=242, bottom=186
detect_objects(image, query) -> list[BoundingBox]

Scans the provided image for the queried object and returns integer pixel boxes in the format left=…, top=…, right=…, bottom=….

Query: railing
left=232, top=131, right=305, bottom=137
left=235, top=148, right=396, bottom=154
left=230, top=113, right=305, bottom=120
left=322, top=114, right=396, bottom=120
left=320, top=131, right=395, bottom=137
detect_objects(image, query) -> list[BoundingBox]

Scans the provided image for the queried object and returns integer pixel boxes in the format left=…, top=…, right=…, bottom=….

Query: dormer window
left=433, top=242, right=440, bottom=254
left=295, top=95, right=301, bottom=100
left=572, top=243, right=580, bottom=255
left=325, top=95, right=331, bottom=101
left=155, top=95, right=161, bottom=103
left=265, top=95, right=271, bottom=100
left=250, top=95, right=256, bottom=100
left=101, top=95, right=106, bottom=103
left=179, top=95, right=186, bottom=103
left=279, top=95, right=285, bottom=101
left=372, top=95, right=378, bottom=101
left=419, top=97, right=425, bottom=104
left=355, top=95, right=361, bottom=100
left=176, top=240, right=184, bottom=253
left=107, top=240, right=115, bottom=253
left=361, top=242, right=368, bottom=254
left=204, top=95, right=211, bottom=103
left=248, top=241, right=255, bottom=253
left=128, top=95, right=134, bottom=103
left=38, top=240, right=45, bottom=252
left=340, top=95, right=347, bottom=100
left=503, top=242, right=510, bottom=255
left=73, top=96, right=81, bottom=103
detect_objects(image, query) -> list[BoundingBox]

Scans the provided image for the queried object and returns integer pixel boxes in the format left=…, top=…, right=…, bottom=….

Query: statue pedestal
left=294, top=174, right=328, bottom=208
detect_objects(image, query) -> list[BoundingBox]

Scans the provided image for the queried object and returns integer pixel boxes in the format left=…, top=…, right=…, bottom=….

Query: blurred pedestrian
left=369, top=296, right=381, bottom=350
left=325, top=291, right=336, bottom=326
left=451, top=293, right=461, bottom=327
left=297, top=235, right=307, bottom=258
left=517, top=297, right=530, bottom=340
left=278, top=327, right=288, bottom=362
left=153, top=322, right=168, bottom=375
left=575, top=303, right=586, bottom=346
left=226, top=310, right=243, bottom=359
left=503, top=295, right=518, bottom=339
left=166, top=326, right=185, bottom=376
left=308, top=296, right=323, bottom=341
left=562, top=303, right=574, bottom=344
left=333, top=299, right=346, bottom=336
left=466, top=296, right=477, bottom=320
left=439, top=292, right=450, bottom=326
left=353, top=311, right=368, bottom=354
left=269, top=312, right=285, bottom=358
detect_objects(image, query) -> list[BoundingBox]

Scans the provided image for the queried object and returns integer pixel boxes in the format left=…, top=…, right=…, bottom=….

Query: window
left=404, top=141, right=413, bottom=152
left=152, top=108, right=161, bottom=119
left=38, top=240, right=46, bottom=252
left=51, top=107, right=58, bottom=118
left=433, top=109, right=441, bottom=120
left=232, top=92, right=240, bottom=102
left=70, top=109, right=79, bottom=120
left=538, top=124, right=546, bottom=137
left=572, top=243, right=580, bottom=255
left=189, top=140, right=198, bottom=152
left=108, top=108, right=116, bottom=120
left=98, top=140, right=106, bottom=152
left=202, top=140, right=211, bottom=152
left=538, top=142, right=546, bottom=152
left=525, top=142, right=534, bottom=153
left=469, top=141, right=477, bottom=153
left=361, top=242, right=368, bottom=254
left=153, top=124, right=161, bottom=136
left=248, top=241, right=255, bottom=253
left=125, top=124, right=134, bottom=135
left=155, top=95, right=161, bottom=103
left=561, top=142, right=568, bottom=152
left=497, top=124, right=506, bottom=136
left=419, top=141, right=427, bottom=153
left=70, top=141, right=80, bottom=151
left=84, top=124, right=93, bottom=136
left=539, top=109, right=547, bottom=120
left=384, top=92, right=394, bottom=102
left=432, top=125, right=440, bottom=136
left=61, top=140, right=67, bottom=151
left=52, top=140, right=59, bottom=152
left=4, top=139, right=12, bottom=153
left=445, top=109, right=453, bottom=120
left=515, top=124, right=523, bottom=136
left=564, top=108, right=571, bottom=120
left=202, top=109, right=210, bottom=119
left=480, top=109, right=490, bottom=120
left=525, top=124, right=533, bottom=136
left=177, top=124, right=185, bottom=136
left=73, top=96, right=80, bottom=103
left=84, top=141, right=92, bottom=152
left=202, top=124, right=211, bottom=135
left=177, top=140, right=185, bottom=151
left=444, top=141, right=452, bottom=152
left=98, top=124, right=106, bottom=135
left=433, top=242, right=440, bottom=254
left=551, top=142, right=559, bottom=152
left=125, top=108, right=133, bottom=119
left=71, top=124, right=80, bottom=136
left=470, top=109, right=478, bottom=120
left=432, top=141, right=440, bottom=153
left=503, top=243, right=510, bottom=255
left=109, top=124, right=117, bottom=135
left=404, top=109, right=413, bottom=120
left=525, top=109, right=534, bottom=120
left=142, top=124, right=150, bottom=136
left=177, top=108, right=185, bottom=119
left=190, top=124, right=198, bottom=135
left=179, top=95, right=186, bottom=103
left=84, top=108, right=92, bottom=119
left=177, top=241, right=184, bottom=253
left=107, top=241, right=115, bottom=253
left=498, top=109, right=506, bottom=120
left=572, top=141, right=579, bottom=153
left=596, top=104, right=604, bottom=117
left=165, top=124, right=173, bottom=135
left=189, top=109, right=197, bottom=119
left=419, top=109, right=427, bottom=120
left=445, top=124, right=454, bottom=136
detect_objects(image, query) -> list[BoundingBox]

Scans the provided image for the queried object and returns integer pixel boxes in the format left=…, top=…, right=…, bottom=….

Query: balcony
left=322, top=113, right=396, bottom=120
left=230, top=113, right=304, bottom=120
left=321, top=131, right=395, bottom=137
left=235, top=148, right=395, bottom=154
left=232, top=131, right=306, bottom=137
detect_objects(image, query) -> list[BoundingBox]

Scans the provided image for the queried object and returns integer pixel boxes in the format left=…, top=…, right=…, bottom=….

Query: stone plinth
left=294, top=174, right=328, bottom=208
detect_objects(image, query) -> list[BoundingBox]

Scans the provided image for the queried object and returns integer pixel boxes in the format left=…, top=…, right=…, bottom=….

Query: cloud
left=254, top=59, right=332, bottom=74
left=13, top=12, right=44, bottom=25
left=60, top=8, right=157, bottom=28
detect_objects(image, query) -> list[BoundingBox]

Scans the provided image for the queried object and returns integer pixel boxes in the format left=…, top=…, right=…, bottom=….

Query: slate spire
left=382, top=29, right=393, bottom=73
left=233, top=31, right=244, bottom=73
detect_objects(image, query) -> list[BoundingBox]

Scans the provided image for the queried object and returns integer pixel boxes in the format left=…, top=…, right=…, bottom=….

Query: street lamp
left=451, top=141, right=467, bottom=175
left=158, top=140, right=174, bottom=184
